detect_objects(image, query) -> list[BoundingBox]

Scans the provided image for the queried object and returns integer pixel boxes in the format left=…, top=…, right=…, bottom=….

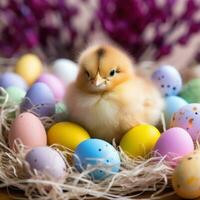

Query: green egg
left=55, top=102, right=68, bottom=121
left=6, top=86, right=26, bottom=104
left=179, top=79, right=200, bottom=103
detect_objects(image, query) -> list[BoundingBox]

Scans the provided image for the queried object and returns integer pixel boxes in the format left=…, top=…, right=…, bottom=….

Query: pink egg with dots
left=154, top=127, right=194, bottom=162
left=170, top=103, right=200, bottom=141
left=36, top=73, right=65, bottom=101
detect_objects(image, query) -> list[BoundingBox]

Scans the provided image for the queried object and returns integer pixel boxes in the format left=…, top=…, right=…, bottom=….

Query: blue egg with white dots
left=74, top=139, right=121, bottom=181
left=164, top=96, right=187, bottom=126
left=152, top=65, right=182, bottom=97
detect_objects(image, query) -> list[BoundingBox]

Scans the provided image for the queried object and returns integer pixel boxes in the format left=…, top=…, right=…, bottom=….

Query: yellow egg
left=47, top=122, right=90, bottom=150
left=15, top=54, right=43, bottom=85
left=172, top=151, right=200, bottom=199
left=120, top=124, right=160, bottom=157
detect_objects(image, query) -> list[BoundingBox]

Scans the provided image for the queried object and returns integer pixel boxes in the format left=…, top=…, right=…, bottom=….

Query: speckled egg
left=0, top=72, right=27, bottom=90
left=152, top=65, right=182, bottom=96
left=15, top=54, right=43, bottom=85
left=179, top=79, right=200, bottom=103
left=9, top=112, right=47, bottom=150
left=21, top=82, right=55, bottom=117
left=6, top=86, right=26, bottom=104
left=47, top=122, right=90, bottom=151
left=172, top=150, right=200, bottom=199
left=164, top=96, right=187, bottom=127
left=120, top=124, right=160, bottom=157
left=36, top=73, right=65, bottom=101
left=154, top=128, right=194, bottom=161
left=170, top=103, right=200, bottom=141
left=25, top=146, right=66, bottom=180
left=52, top=59, right=78, bottom=86
left=74, top=139, right=121, bottom=181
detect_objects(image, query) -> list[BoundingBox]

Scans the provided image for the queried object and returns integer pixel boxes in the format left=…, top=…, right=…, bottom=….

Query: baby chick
left=66, top=45, right=164, bottom=142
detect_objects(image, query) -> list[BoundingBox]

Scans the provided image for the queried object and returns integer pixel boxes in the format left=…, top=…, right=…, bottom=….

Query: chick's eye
left=85, top=70, right=90, bottom=77
left=110, top=69, right=116, bottom=77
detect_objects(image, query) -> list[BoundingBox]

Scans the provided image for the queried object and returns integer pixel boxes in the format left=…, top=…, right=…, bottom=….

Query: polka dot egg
left=172, top=150, right=200, bottom=199
left=152, top=65, right=182, bottom=97
left=74, top=139, right=121, bottom=181
left=170, top=103, right=200, bottom=141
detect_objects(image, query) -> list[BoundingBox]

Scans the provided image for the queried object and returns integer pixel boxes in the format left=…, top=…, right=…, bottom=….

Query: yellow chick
left=66, top=45, right=164, bottom=142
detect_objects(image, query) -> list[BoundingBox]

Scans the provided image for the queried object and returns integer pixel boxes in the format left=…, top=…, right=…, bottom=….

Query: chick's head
left=76, top=45, right=135, bottom=93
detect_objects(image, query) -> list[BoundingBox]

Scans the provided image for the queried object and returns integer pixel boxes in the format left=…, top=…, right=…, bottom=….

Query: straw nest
left=0, top=87, right=175, bottom=200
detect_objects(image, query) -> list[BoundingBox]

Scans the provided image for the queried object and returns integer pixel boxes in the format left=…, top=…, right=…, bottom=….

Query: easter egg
left=154, top=128, right=194, bottom=161
left=54, top=102, right=68, bottom=122
left=170, top=103, right=200, bottom=140
left=52, top=59, right=78, bottom=85
left=36, top=73, right=65, bottom=101
left=74, top=139, right=120, bottom=180
left=152, top=65, right=182, bottom=96
left=120, top=124, right=160, bottom=157
left=15, top=54, right=43, bottom=85
left=47, top=122, right=90, bottom=150
left=9, top=112, right=47, bottom=149
left=21, top=82, right=55, bottom=117
left=164, top=96, right=187, bottom=126
left=0, top=72, right=27, bottom=90
left=179, top=79, right=200, bottom=103
left=26, top=146, right=66, bottom=180
left=6, top=86, right=26, bottom=104
left=172, top=151, right=200, bottom=199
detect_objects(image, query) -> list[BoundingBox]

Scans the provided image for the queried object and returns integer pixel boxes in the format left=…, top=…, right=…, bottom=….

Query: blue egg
left=164, top=96, right=187, bottom=126
left=74, top=139, right=121, bottom=181
left=152, top=65, right=182, bottom=97
left=21, top=82, right=55, bottom=117
left=0, top=72, right=27, bottom=90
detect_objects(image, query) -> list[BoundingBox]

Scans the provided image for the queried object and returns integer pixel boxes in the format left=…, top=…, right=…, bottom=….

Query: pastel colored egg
left=52, top=59, right=78, bottom=85
left=172, top=150, right=200, bottom=199
left=179, top=79, right=200, bottom=103
left=15, top=54, right=43, bottom=85
left=152, top=65, right=182, bottom=96
left=54, top=102, right=68, bottom=122
left=47, top=122, right=90, bottom=150
left=36, top=73, right=65, bottom=101
left=74, top=139, right=121, bottom=180
left=154, top=128, right=194, bottom=161
left=164, top=96, right=187, bottom=127
left=0, top=72, right=27, bottom=90
left=6, top=86, right=26, bottom=104
left=25, top=146, right=66, bottom=180
left=21, top=82, right=55, bottom=117
left=170, top=103, right=200, bottom=140
left=120, top=124, right=160, bottom=157
left=9, top=112, right=47, bottom=150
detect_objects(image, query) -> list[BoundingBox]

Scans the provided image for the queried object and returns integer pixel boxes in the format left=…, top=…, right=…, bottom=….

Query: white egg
left=52, top=59, right=78, bottom=86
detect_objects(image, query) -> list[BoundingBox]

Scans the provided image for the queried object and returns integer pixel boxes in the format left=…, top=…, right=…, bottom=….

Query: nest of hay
left=0, top=87, right=175, bottom=200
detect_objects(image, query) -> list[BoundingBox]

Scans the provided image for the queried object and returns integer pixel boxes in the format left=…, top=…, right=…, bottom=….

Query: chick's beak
left=94, top=74, right=106, bottom=87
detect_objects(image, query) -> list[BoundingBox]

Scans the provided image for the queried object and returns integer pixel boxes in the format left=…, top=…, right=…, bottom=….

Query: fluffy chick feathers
left=66, top=45, right=164, bottom=142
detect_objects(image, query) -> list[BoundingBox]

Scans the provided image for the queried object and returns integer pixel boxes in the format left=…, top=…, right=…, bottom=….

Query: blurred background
left=0, top=0, right=199, bottom=69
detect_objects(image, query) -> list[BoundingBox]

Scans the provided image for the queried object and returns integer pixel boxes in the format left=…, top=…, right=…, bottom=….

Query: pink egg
left=154, top=128, right=194, bottom=162
left=170, top=103, right=200, bottom=141
left=9, top=112, right=47, bottom=150
left=36, top=73, right=65, bottom=101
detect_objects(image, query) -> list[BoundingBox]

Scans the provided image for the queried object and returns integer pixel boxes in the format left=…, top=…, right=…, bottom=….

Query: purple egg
left=152, top=65, right=182, bottom=97
left=170, top=103, right=200, bottom=141
left=36, top=73, right=65, bottom=101
left=21, top=82, right=55, bottom=117
left=154, top=127, right=194, bottom=161
left=25, top=146, right=66, bottom=180
left=0, top=72, right=27, bottom=90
